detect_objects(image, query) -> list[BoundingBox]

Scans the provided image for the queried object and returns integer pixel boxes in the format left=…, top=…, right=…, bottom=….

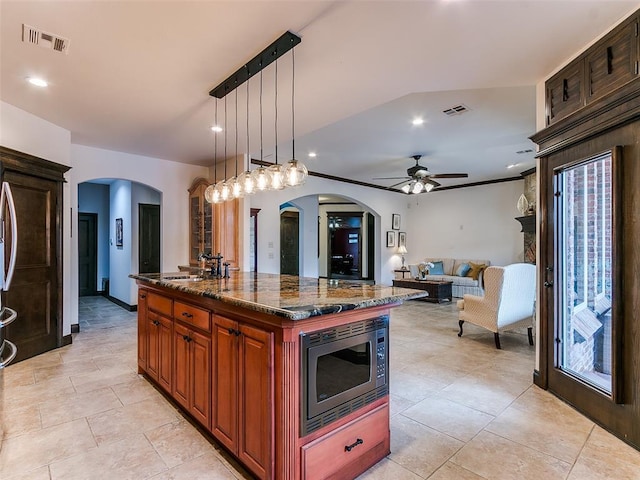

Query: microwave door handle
left=1, top=183, right=17, bottom=290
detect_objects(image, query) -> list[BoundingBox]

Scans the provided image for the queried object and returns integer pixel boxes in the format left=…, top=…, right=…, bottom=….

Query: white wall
left=405, top=181, right=524, bottom=267
left=78, top=183, right=111, bottom=290
left=69, top=144, right=208, bottom=317
left=109, top=180, right=132, bottom=304
left=0, top=101, right=74, bottom=336
left=248, top=176, right=407, bottom=285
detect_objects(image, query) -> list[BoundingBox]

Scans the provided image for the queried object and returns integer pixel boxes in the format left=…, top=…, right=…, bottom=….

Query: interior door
left=3, top=171, right=60, bottom=362
left=139, top=203, right=160, bottom=274
left=78, top=213, right=98, bottom=296
left=280, top=210, right=299, bottom=275
left=541, top=144, right=626, bottom=433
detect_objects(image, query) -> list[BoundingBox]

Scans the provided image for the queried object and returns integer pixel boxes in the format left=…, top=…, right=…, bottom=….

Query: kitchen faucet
left=198, top=252, right=225, bottom=278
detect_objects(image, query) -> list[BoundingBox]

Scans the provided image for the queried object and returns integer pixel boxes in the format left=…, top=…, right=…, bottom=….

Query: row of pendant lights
left=204, top=40, right=307, bottom=204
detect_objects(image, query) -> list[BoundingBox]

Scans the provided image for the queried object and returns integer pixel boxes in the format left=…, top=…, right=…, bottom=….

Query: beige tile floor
left=1, top=296, right=639, bottom=479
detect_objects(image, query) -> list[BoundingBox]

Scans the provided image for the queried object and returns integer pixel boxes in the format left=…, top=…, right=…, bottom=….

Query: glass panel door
left=557, top=152, right=613, bottom=394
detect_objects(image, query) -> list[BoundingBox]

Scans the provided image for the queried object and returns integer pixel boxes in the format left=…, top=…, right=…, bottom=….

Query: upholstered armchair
left=457, top=263, right=536, bottom=349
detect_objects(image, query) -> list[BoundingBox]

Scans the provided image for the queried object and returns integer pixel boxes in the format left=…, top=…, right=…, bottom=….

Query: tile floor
left=1, top=296, right=640, bottom=479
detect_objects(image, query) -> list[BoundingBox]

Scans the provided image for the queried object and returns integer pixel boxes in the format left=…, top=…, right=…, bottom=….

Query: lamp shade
left=397, top=245, right=407, bottom=254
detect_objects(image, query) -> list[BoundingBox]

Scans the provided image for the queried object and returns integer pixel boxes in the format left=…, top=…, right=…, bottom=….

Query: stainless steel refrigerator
left=0, top=181, right=18, bottom=369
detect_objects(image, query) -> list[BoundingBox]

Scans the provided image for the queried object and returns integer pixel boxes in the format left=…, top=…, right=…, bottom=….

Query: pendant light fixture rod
left=209, top=31, right=301, bottom=99
left=214, top=100, right=218, bottom=181
left=235, top=88, right=239, bottom=176
left=291, top=45, right=295, bottom=161
left=224, top=94, right=228, bottom=180
left=274, top=56, right=278, bottom=165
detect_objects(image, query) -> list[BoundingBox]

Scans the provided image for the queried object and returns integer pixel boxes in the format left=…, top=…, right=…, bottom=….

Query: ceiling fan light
left=401, top=183, right=412, bottom=194
left=412, top=181, right=425, bottom=194
left=424, top=182, right=435, bottom=193
left=284, top=159, right=308, bottom=186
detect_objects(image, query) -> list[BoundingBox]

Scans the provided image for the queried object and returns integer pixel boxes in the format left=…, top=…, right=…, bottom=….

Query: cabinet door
left=212, top=315, right=239, bottom=452
left=238, top=323, right=273, bottom=479
left=214, top=198, right=239, bottom=268
left=137, top=290, right=148, bottom=371
left=173, top=322, right=191, bottom=410
left=586, top=17, right=638, bottom=104
left=546, top=60, right=585, bottom=125
left=191, top=329, right=211, bottom=429
left=147, top=311, right=161, bottom=381
left=158, top=314, right=173, bottom=392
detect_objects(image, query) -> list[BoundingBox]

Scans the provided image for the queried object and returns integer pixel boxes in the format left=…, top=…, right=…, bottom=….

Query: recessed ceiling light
left=210, top=125, right=222, bottom=132
left=412, top=118, right=424, bottom=126
left=507, top=163, right=518, bottom=169
left=26, top=77, right=48, bottom=87
left=308, top=152, right=316, bottom=158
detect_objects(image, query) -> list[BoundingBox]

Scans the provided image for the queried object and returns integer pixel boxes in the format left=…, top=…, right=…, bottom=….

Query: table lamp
left=398, top=245, right=408, bottom=270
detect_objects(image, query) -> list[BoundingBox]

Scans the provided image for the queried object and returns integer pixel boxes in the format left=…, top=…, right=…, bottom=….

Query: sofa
left=408, top=257, right=491, bottom=298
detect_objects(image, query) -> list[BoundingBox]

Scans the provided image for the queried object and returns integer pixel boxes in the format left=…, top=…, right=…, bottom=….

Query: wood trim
left=71, top=324, right=80, bottom=334
left=62, top=334, right=73, bottom=346
left=611, top=145, right=624, bottom=403
left=520, top=167, right=536, bottom=177
left=0, top=146, right=70, bottom=181
left=431, top=176, right=523, bottom=192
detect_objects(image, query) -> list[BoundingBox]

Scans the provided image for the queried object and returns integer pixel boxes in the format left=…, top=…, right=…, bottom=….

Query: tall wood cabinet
left=188, top=177, right=239, bottom=268
left=0, top=146, right=70, bottom=363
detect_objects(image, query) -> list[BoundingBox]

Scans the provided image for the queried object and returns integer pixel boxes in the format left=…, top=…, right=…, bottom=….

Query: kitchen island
left=130, top=272, right=426, bottom=480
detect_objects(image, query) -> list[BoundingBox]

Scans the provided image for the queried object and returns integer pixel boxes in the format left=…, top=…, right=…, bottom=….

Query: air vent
left=516, top=149, right=534, bottom=154
left=22, top=24, right=70, bottom=54
left=442, top=104, right=469, bottom=116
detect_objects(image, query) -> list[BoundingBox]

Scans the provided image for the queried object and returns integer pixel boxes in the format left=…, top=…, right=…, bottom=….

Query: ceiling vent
left=22, top=24, right=69, bottom=54
left=442, top=104, right=469, bottom=116
left=516, top=149, right=534, bottom=154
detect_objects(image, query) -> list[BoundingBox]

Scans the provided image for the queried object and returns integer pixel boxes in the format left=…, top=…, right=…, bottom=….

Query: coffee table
left=392, top=278, right=453, bottom=303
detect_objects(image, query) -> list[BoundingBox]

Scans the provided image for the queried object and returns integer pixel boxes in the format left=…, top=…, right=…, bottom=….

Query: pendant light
left=230, top=87, right=244, bottom=198
left=251, top=67, right=272, bottom=190
left=219, top=94, right=231, bottom=201
left=237, top=75, right=255, bottom=195
left=284, top=44, right=308, bottom=187
left=205, top=99, right=221, bottom=204
left=268, top=55, right=285, bottom=190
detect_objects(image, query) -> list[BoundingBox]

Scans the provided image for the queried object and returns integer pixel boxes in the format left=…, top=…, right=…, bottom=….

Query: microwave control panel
left=375, top=327, right=387, bottom=387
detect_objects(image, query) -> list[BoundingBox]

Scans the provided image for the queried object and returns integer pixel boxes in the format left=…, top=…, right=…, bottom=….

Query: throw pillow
left=466, top=262, right=487, bottom=280
left=455, top=263, right=470, bottom=277
left=429, top=261, right=445, bottom=275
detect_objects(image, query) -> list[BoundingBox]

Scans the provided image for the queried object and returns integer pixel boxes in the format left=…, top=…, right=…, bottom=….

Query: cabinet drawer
left=302, top=404, right=390, bottom=480
left=174, top=301, right=211, bottom=332
left=148, top=292, right=172, bottom=317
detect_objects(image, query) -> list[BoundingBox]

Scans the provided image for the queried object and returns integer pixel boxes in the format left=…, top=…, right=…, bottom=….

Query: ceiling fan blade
left=426, top=179, right=441, bottom=188
left=388, top=179, right=411, bottom=188
left=372, top=176, right=411, bottom=180
left=429, top=173, right=468, bottom=179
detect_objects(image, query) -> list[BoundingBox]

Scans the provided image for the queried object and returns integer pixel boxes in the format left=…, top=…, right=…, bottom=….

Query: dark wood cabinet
left=212, top=314, right=273, bottom=480
left=545, top=12, right=639, bottom=126
left=586, top=15, right=639, bottom=104
left=546, top=61, right=585, bottom=125
left=0, top=147, right=70, bottom=363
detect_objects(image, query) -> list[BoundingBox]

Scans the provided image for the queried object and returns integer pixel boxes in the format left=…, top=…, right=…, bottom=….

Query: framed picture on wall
left=386, top=231, right=395, bottom=247
left=116, top=218, right=123, bottom=247
left=392, top=213, right=401, bottom=230
left=398, top=231, right=406, bottom=248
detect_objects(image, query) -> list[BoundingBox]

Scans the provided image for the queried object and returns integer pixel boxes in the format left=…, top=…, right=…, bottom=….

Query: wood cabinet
left=188, top=178, right=213, bottom=266
left=137, top=289, right=148, bottom=371
left=173, top=321, right=211, bottom=428
left=212, top=314, right=273, bottom=480
left=0, top=147, right=70, bottom=363
left=146, top=291, right=173, bottom=392
left=214, top=198, right=240, bottom=268
left=545, top=11, right=639, bottom=126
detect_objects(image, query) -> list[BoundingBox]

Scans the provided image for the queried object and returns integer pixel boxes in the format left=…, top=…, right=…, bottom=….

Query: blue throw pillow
left=455, top=263, right=470, bottom=277
left=429, top=261, right=444, bottom=275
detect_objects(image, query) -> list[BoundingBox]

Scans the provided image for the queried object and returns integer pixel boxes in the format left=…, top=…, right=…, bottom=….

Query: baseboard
left=71, top=324, right=80, bottom=334
left=533, top=369, right=545, bottom=388
left=107, top=295, right=137, bottom=312
left=62, top=334, right=73, bottom=346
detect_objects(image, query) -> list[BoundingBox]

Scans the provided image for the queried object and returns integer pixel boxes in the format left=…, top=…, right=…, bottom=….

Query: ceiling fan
left=374, top=155, right=469, bottom=194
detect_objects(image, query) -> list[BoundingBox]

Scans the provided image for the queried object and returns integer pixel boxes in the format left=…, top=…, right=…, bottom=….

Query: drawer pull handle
left=344, top=438, right=363, bottom=452
left=140, top=294, right=146, bottom=299
left=227, top=328, right=241, bottom=336
left=182, top=312, right=193, bottom=318
left=182, top=334, right=192, bottom=342
left=153, top=320, right=160, bottom=326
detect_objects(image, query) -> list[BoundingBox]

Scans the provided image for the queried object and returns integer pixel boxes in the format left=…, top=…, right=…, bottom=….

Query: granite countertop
left=129, top=272, right=428, bottom=320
